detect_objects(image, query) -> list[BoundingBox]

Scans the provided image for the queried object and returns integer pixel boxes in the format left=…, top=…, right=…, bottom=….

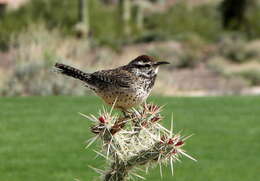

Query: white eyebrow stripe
left=135, top=61, right=152, bottom=67
left=136, top=61, right=146, bottom=65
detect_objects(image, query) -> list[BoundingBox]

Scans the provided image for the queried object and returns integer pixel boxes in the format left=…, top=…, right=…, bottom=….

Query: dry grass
left=10, top=24, right=89, bottom=66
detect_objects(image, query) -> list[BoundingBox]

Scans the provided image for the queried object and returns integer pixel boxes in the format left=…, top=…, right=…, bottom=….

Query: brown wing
left=90, top=68, right=136, bottom=88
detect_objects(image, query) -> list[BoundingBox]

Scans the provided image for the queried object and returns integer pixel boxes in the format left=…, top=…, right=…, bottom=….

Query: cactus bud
left=175, top=140, right=184, bottom=147
left=99, top=116, right=107, bottom=124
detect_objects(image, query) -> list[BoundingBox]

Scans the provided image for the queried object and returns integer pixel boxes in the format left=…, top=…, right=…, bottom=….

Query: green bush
left=0, top=25, right=91, bottom=96
left=237, top=70, right=260, bottom=86
left=217, top=33, right=260, bottom=63
left=0, top=1, right=75, bottom=49
left=0, top=0, right=120, bottom=50
left=218, top=34, right=248, bottom=63
left=247, top=5, right=260, bottom=38
left=1, top=0, right=260, bottom=51
left=145, top=3, right=223, bottom=42
left=133, top=31, right=171, bottom=43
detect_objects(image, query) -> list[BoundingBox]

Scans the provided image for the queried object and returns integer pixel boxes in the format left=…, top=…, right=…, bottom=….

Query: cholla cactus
left=81, top=103, right=195, bottom=181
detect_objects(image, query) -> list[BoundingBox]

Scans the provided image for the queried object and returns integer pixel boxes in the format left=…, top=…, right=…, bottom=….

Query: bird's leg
left=122, top=110, right=131, bottom=119
left=122, top=110, right=128, bottom=118
left=117, top=107, right=130, bottom=118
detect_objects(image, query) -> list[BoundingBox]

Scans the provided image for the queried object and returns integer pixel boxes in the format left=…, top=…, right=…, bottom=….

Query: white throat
left=155, top=67, right=159, bottom=74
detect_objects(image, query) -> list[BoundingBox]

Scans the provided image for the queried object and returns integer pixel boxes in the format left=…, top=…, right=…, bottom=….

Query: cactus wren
left=55, top=55, right=169, bottom=112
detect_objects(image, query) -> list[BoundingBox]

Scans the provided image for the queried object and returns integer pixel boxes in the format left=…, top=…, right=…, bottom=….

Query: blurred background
left=1, top=1, right=260, bottom=181
left=0, top=0, right=260, bottom=96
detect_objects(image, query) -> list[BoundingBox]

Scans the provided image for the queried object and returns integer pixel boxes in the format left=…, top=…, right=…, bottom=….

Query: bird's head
left=128, top=55, right=169, bottom=77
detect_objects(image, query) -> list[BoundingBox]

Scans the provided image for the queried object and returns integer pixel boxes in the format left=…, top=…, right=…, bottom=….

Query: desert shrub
left=207, top=56, right=230, bottom=74
left=146, top=39, right=202, bottom=69
left=145, top=3, right=223, bottom=42
left=217, top=34, right=253, bottom=63
left=9, top=24, right=91, bottom=64
left=147, top=43, right=180, bottom=67
left=0, top=0, right=120, bottom=50
left=176, top=32, right=207, bottom=49
left=246, top=3, right=260, bottom=38
left=1, top=0, right=260, bottom=51
left=244, top=40, right=260, bottom=60
left=175, top=49, right=201, bottom=68
left=175, top=33, right=207, bottom=68
left=0, top=0, right=76, bottom=50
left=236, top=70, right=260, bottom=86
left=207, top=56, right=260, bottom=86
left=133, top=31, right=171, bottom=43
left=1, top=60, right=87, bottom=96
left=0, top=25, right=91, bottom=96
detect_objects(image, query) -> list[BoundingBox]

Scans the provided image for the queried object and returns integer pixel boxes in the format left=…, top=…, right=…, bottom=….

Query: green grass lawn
left=0, top=96, right=259, bottom=181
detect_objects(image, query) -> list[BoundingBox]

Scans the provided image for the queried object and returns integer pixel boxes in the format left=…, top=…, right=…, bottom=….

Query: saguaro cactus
left=82, top=103, right=195, bottom=181
left=75, top=0, right=89, bottom=38
left=118, top=0, right=132, bottom=37
left=133, top=1, right=144, bottom=31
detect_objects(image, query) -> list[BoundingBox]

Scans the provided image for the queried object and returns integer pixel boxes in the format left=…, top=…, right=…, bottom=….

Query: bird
left=54, top=55, right=169, bottom=113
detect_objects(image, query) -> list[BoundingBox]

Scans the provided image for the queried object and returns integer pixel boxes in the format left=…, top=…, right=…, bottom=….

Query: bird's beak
left=153, top=61, right=170, bottom=66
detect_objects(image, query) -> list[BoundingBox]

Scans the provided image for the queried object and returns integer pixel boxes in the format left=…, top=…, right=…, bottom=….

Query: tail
left=54, top=63, right=90, bottom=82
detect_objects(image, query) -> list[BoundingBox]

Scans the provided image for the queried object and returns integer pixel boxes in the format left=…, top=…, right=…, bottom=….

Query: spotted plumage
left=55, top=55, right=169, bottom=111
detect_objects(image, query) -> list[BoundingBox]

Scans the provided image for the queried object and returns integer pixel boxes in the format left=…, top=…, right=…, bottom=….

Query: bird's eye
left=144, top=63, right=151, bottom=67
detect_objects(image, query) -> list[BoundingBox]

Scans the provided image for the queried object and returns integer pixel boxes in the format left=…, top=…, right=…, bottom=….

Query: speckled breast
left=95, top=88, right=149, bottom=110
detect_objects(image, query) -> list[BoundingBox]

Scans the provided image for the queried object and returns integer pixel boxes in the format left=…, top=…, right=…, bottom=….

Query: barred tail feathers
left=55, top=63, right=90, bottom=82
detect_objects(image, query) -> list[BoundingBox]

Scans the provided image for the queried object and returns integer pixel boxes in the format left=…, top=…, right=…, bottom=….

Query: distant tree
left=220, top=0, right=255, bottom=30
left=0, top=2, right=7, bottom=17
